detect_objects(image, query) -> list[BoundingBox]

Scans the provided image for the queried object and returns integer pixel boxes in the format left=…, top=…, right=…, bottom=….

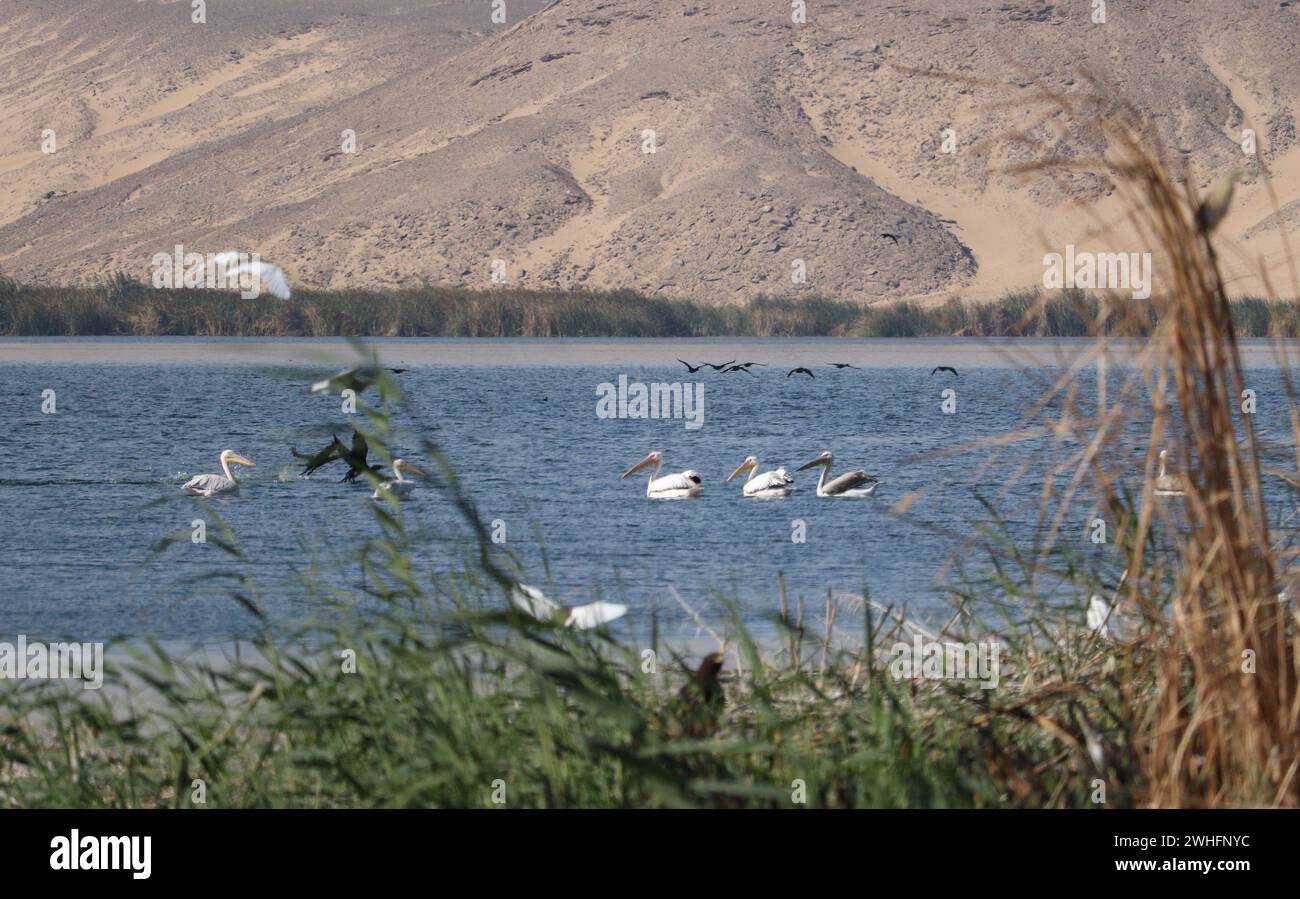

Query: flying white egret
left=1153, top=449, right=1186, bottom=497
left=510, top=583, right=628, bottom=629
left=371, top=459, right=425, bottom=501
left=796, top=451, right=879, bottom=497
left=214, top=251, right=291, bottom=300
left=621, top=451, right=702, bottom=498
left=182, top=449, right=255, bottom=496
left=726, top=456, right=794, bottom=497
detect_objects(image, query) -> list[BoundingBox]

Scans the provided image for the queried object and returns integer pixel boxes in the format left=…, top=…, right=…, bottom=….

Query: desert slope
left=0, top=0, right=1296, bottom=302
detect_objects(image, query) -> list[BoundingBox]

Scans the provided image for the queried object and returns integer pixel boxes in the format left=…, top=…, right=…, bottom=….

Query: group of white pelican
left=620, top=450, right=880, bottom=499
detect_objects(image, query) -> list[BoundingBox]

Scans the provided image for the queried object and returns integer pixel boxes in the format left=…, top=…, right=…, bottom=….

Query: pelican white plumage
left=511, top=583, right=628, bottom=629
left=182, top=449, right=255, bottom=496
left=621, top=451, right=702, bottom=498
left=1153, top=449, right=1186, bottom=497
left=797, top=451, right=879, bottom=497
left=214, top=251, right=291, bottom=300
left=726, top=456, right=794, bottom=497
left=371, top=459, right=425, bottom=501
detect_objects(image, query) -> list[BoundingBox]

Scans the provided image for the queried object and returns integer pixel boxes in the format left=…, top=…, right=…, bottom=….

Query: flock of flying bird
left=678, top=359, right=960, bottom=379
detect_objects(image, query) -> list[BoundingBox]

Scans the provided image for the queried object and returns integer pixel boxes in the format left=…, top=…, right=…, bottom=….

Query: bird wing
left=650, top=471, right=700, bottom=493
left=259, top=264, right=291, bottom=300
left=565, top=601, right=628, bottom=630
left=223, top=260, right=291, bottom=300
left=751, top=469, right=793, bottom=491
left=294, top=438, right=341, bottom=476
left=825, top=470, right=876, bottom=493
left=183, top=474, right=234, bottom=495
left=511, top=584, right=562, bottom=622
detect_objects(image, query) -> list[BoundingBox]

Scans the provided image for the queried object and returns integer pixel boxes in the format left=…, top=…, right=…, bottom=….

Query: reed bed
left=1, top=86, right=1298, bottom=808
left=2, top=275, right=1299, bottom=338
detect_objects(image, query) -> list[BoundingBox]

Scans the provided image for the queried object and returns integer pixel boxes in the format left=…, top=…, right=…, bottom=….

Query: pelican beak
left=229, top=454, right=256, bottom=468
left=727, top=459, right=755, bottom=482
left=403, top=464, right=427, bottom=478
left=797, top=457, right=826, bottom=472
left=621, top=454, right=657, bottom=478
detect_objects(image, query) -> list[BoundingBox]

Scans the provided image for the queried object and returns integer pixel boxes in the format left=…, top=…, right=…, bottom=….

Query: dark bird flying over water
left=723, top=365, right=753, bottom=374
left=292, top=429, right=383, bottom=483
left=828, top=362, right=859, bottom=369
left=931, top=366, right=959, bottom=377
left=788, top=367, right=815, bottom=379
left=702, top=360, right=736, bottom=371
left=677, top=359, right=706, bottom=373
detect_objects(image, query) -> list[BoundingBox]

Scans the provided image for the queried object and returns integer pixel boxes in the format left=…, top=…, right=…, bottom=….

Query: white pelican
left=621, top=451, right=702, bottom=499
left=726, top=456, right=794, bottom=497
left=371, top=459, right=425, bottom=501
left=511, top=583, right=628, bottom=629
left=1153, top=449, right=1186, bottom=497
left=797, top=451, right=879, bottom=497
left=214, top=251, right=291, bottom=300
left=182, top=449, right=255, bottom=496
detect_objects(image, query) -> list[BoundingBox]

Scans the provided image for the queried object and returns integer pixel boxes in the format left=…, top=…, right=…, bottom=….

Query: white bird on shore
left=214, top=251, right=291, bottom=300
left=510, top=583, right=628, bottom=629
left=726, top=455, right=794, bottom=497
left=371, top=459, right=425, bottom=501
left=182, top=449, right=256, bottom=496
left=1086, top=595, right=1112, bottom=639
left=1153, top=449, right=1186, bottom=497
left=621, top=451, right=702, bottom=498
left=796, top=451, right=879, bottom=497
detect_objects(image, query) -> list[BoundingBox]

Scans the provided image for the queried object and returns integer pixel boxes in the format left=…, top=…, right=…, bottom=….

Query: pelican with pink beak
left=621, top=451, right=702, bottom=499
left=797, top=451, right=879, bottom=497
left=726, top=456, right=794, bottom=498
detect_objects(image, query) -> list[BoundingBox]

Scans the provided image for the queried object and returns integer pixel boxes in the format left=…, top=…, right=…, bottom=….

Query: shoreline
left=2, top=335, right=1298, bottom=368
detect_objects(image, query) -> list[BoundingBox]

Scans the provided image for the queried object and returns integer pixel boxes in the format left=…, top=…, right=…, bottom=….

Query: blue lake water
left=1, top=337, right=1296, bottom=643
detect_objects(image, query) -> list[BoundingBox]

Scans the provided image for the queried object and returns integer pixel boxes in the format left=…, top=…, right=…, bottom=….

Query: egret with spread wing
left=511, top=583, right=628, bottom=629
left=214, top=251, right=291, bottom=300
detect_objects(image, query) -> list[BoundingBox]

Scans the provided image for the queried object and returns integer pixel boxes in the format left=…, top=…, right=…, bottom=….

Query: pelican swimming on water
left=182, top=449, right=256, bottom=496
left=621, top=451, right=702, bottom=498
left=1153, top=449, right=1187, bottom=497
left=371, top=459, right=425, bottom=501
left=727, top=456, right=794, bottom=497
left=797, top=451, right=879, bottom=497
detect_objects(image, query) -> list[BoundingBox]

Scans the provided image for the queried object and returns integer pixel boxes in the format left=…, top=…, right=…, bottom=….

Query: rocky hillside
left=0, top=0, right=1296, bottom=302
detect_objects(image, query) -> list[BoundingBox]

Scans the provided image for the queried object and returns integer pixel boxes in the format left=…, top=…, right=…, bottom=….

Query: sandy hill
left=0, top=0, right=1297, bottom=302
